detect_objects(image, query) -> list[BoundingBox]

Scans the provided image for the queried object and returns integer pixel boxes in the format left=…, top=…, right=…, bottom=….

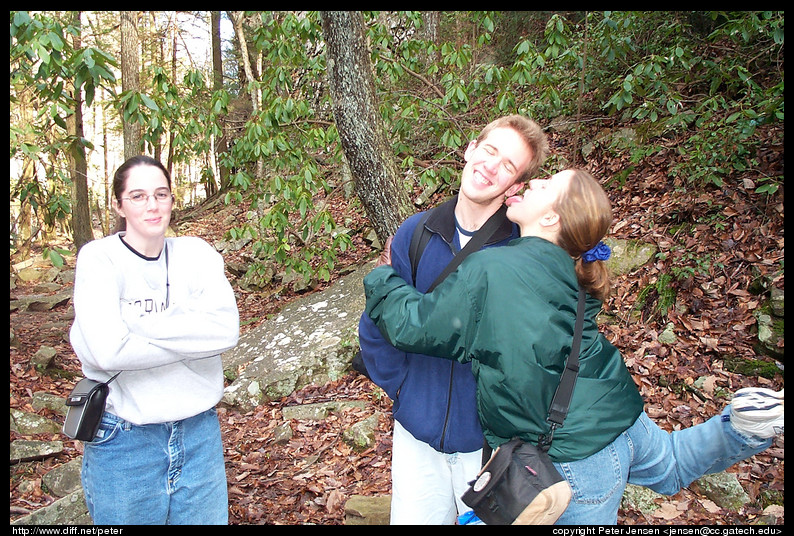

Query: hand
left=376, top=235, right=393, bottom=267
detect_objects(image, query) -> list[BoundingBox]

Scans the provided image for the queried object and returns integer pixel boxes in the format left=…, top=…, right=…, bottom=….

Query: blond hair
left=475, top=115, right=549, bottom=183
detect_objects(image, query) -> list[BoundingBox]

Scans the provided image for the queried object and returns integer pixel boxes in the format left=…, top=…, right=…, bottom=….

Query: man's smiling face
left=459, top=126, right=534, bottom=206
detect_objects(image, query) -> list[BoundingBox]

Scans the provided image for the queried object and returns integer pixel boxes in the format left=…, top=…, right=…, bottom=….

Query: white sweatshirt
left=69, top=233, right=240, bottom=425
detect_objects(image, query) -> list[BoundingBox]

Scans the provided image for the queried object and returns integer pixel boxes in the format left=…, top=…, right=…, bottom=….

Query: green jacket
left=364, top=236, right=644, bottom=462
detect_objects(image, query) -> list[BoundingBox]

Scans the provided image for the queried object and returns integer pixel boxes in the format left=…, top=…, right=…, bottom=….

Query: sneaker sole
left=731, top=388, right=784, bottom=438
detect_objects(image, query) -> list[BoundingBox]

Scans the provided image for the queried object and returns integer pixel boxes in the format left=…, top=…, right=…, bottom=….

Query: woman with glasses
left=69, top=155, right=240, bottom=524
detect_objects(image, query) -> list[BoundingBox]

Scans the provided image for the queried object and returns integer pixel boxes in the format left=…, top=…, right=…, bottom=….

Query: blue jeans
left=81, top=407, right=228, bottom=525
left=553, top=408, right=772, bottom=525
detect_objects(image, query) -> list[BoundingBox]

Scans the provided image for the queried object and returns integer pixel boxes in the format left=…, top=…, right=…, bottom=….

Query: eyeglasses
left=121, top=190, right=174, bottom=206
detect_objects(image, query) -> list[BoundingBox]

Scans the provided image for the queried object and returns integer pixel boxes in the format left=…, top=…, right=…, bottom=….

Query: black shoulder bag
left=62, top=371, right=121, bottom=441
left=461, top=287, right=586, bottom=525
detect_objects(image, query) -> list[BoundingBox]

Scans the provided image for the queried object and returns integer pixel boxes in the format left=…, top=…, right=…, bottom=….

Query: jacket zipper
left=439, top=362, right=455, bottom=452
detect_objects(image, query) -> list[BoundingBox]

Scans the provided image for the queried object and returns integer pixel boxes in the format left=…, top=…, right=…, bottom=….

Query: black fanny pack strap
left=539, top=287, right=586, bottom=452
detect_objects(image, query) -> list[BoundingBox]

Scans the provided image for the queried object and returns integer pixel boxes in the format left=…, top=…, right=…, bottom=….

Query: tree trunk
left=422, top=11, right=440, bottom=63
left=102, top=90, right=110, bottom=235
left=230, top=11, right=263, bottom=182
left=166, top=20, right=177, bottom=177
left=320, top=11, right=413, bottom=242
left=151, top=11, right=163, bottom=162
left=211, top=11, right=230, bottom=191
left=12, top=159, right=39, bottom=259
left=67, top=11, right=94, bottom=251
left=120, top=11, right=141, bottom=159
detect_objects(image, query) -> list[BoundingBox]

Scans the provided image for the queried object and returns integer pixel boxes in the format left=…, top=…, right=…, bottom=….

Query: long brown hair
left=111, top=156, right=172, bottom=233
left=553, top=169, right=613, bottom=301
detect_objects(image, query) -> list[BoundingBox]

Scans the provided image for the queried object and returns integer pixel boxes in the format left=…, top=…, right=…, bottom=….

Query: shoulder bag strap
left=482, top=286, right=586, bottom=464
left=538, top=286, right=586, bottom=452
left=106, top=371, right=122, bottom=384
left=427, top=204, right=508, bottom=292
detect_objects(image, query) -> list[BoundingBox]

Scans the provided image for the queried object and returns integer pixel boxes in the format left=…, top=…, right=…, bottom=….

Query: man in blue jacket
left=358, top=115, right=549, bottom=524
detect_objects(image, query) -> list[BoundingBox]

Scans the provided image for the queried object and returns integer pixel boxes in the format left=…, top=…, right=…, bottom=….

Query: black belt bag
left=461, top=438, right=571, bottom=525
left=62, top=372, right=120, bottom=442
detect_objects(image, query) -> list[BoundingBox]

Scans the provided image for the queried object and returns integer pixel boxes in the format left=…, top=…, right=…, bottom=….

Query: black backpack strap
left=408, top=203, right=512, bottom=466
left=409, top=209, right=434, bottom=286
left=355, top=207, right=433, bottom=380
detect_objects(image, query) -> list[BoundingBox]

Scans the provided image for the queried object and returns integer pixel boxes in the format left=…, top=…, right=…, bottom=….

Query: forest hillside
left=10, top=115, right=784, bottom=524
left=11, top=11, right=783, bottom=525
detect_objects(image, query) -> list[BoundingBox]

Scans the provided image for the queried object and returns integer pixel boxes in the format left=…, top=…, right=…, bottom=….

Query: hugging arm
left=363, top=265, right=476, bottom=363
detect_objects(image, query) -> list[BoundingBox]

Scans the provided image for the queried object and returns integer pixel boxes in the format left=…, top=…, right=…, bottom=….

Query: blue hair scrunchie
left=582, top=241, right=611, bottom=263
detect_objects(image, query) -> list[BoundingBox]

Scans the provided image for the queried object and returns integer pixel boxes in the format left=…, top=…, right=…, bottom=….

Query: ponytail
left=574, top=252, right=612, bottom=302
left=553, top=170, right=613, bottom=302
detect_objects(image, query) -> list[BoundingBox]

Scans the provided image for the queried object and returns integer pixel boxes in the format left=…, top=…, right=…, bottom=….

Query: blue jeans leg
left=81, top=408, right=228, bottom=525
left=553, top=409, right=772, bottom=525
left=626, top=408, right=772, bottom=494
left=553, top=435, right=631, bottom=525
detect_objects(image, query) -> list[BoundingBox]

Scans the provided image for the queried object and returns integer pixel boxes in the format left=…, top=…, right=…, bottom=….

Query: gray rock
left=769, top=287, right=783, bottom=317
left=603, top=237, right=657, bottom=276
left=342, top=413, right=380, bottom=450
left=281, top=400, right=366, bottom=421
left=16, top=266, right=49, bottom=283
left=658, top=322, right=677, bottom=344
left=621, top=483, right=664, bottom=516
left=689, top=472, right=751, bottom=511
left=10, top=409, right=61, bottom=435
left=31, top=345, right=57, bottom=368
left=11, top=291, right=72, bottom=312
left=344, top=495, right=391, bottom=525
left=221, top=261, right=373, bottom=412
left=42, top=457, right=83, bottom=497
left=11, top=489, right=91, bottom=526
left=10, top=439, right=64, bottom=463
left=273, top=422, right=293, bottom=444
left=32, top=391, right=68, bottom=416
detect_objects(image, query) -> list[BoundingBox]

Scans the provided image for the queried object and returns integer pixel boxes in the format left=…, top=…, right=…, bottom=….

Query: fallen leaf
left=326, top=489, right=345, bottom=512
left=653, top=502, right=683, bottom=520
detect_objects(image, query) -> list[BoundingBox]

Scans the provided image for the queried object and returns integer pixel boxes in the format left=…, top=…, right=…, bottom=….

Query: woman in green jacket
left=364, top=169, right=782, bottom=524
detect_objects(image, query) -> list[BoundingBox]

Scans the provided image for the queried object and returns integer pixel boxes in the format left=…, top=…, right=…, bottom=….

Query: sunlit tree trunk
left=102, top=87, right=111, bottom=235
left=211, top=11, right=229, bottom=192
left=66, top=11, right=93, bottom=251
left=120, top=11, right=141, bottom=159
left=230, top=11, right=263, bottom=183
left=166, top=16, right=177, bottom=177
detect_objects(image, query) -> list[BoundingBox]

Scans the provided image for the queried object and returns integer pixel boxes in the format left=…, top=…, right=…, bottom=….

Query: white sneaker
left=730, top=387, right=784, bottom=439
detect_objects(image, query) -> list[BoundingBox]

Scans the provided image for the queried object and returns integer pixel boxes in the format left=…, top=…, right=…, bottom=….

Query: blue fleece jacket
left=358, top=197, right=519, bottom=453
